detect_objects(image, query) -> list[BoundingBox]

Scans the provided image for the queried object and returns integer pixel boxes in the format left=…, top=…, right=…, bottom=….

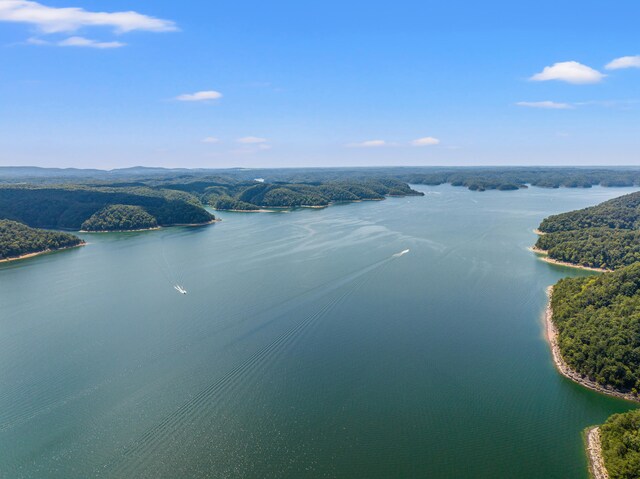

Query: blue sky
left=1, top=0, right=639, bottom=169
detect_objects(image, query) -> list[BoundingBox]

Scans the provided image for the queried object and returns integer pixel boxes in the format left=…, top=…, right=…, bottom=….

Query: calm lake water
left=1, top=185, right=639, bottom=478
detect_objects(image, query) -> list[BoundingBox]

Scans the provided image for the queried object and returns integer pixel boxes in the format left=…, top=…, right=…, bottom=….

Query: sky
left=1, top=0, right=639, bottom=169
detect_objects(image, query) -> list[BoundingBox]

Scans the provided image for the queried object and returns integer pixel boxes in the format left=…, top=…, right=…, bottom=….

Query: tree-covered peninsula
left=551, top=264, right=640, bottom=392
left=536, top=191, right=640, bottom=270
left=81, top=205, right=159, bottom=231
left=0, top=220, right=83, bottom=261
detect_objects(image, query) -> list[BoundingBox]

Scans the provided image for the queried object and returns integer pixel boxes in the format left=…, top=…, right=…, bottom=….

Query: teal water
left=1, top=185, right=638, bottom=478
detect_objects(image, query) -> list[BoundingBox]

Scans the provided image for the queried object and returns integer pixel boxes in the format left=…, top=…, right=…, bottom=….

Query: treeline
left=81, top=205, right=158, bottom=231
left=198, top=179, right=423, bottom=210
left=536, top=228, right=640, bottom=271
left=6, top=166, right=640, bottom=193
left=600, top=409, right=640, bottom=479
left=0, top=220, right=83, bottom=260
left=0, top=185, right=215, bottom=230
left=536, top=191, right=640, bottom=270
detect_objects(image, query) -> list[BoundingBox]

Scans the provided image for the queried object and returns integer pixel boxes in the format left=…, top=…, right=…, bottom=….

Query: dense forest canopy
left=81, top=205, right=158, bottom=232
left=0, top=185, right=215, bottom=230
left=551, top=264, right=640, bottom=392
left=0, top=220, right=83, bottom=260
left=536, top=229, right=640, bottom=271
left=536, top=191, right=640, bottom=270
left=539, top=192, right=640, bottom=233
left=600, top=410, right=640, bottom=479
left=198, top=178, right=422, bottom=210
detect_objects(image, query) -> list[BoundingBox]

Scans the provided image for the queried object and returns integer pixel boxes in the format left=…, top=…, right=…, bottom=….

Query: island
left=0, top=219, right=84, bottom=262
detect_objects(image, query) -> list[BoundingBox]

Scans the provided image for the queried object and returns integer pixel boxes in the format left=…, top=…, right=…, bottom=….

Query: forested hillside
left=0, top=185, right=215, bottom=230
left=81, top=205, right=159, bottom=231
left=536, top=191, right=640, bottom=270
left=0, top=220, right=83, bottom=260
left=551, top=264, right=640, bottom=392
left=161, top=178, right=424, bottom=210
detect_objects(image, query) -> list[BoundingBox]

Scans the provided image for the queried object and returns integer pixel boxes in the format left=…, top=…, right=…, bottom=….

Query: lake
left=1, top=184, right=638, bottom=478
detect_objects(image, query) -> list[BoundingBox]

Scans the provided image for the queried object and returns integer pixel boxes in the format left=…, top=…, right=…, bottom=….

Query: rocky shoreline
left=0, top=243, right=85, bottom=263
left=544, top=286, right=638, bottom=403
left=585, top=427, right=609, bottom=479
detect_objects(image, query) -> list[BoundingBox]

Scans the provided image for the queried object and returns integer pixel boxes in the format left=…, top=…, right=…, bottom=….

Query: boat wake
left=392, top=249, right=410, bottom=258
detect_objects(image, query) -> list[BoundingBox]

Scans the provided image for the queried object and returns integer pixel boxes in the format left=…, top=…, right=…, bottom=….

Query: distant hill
left=3, top=166, right=640, bottom=192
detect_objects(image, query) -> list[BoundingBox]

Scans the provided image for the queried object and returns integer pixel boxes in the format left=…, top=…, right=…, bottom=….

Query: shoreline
left=0, top=242, right=85, bottom=263
left=585, top=427, right=609, bottom=479
left=544, top=286, right=639, bottom=403
left=533, top=228, right=546, bottom=235
left=530, top=246, right=610, bottom=272
left=80, top=219, right=219, bottom=233
left=213, top=194, right=419, bottom=214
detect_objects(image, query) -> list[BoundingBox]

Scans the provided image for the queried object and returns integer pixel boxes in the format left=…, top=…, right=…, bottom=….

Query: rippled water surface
left=2, top=185, right=638, bottom=478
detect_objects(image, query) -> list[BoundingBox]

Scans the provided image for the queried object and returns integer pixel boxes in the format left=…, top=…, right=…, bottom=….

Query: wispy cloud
left=530, top=61, right=605, bottom=84
left=59, top=36, right=124, bottom=48
left=516, top=101, right=574, bottom=110
left=237, top=136, right=267, bottom=144
left=347, top=140, right=387, bottom=148
left=201, top=137, right=219, bottom=143
left=411, top=137, right=440, bottom=146
left=606, top=55, right=640, bottom=70
left=176, top=91, right=222, bottom=102
left=0, top=0, right=177, bottom=34
left=27, top=35, right=125, bottom=48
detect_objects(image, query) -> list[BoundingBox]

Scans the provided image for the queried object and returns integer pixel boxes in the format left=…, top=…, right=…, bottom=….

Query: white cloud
left=202, top=137, right=219, bottom=143
left=605, top=55, right=640, bottom=70
left=530, top=61, right=605, bottom=84
left=411, top=137, right=440, bottom=146
left=347, top=140, right=386, bottom=148
left=176, top=91, right=223, bottom=102
left=0, top=0, right=177, bottom=34
left=516, top=101, right=574, bottom=110
left=58, top=36, right=124, bottom=49
left=237, top=136, right=267, bottom=144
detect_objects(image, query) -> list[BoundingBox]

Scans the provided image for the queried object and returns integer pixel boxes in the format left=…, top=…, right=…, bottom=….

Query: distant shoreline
left=543, top=285, right=638, bottom=403
left=214, top=195, right=414, bottom=213
left=0, top=242, right=85, bottom=263
left=584, top=427, right=609, bottom=479
left=529, top=246, right=610, bottom=272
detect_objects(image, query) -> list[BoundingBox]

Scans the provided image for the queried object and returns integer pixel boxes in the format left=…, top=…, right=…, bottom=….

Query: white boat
left=174, top=285, right=187, bottom=295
